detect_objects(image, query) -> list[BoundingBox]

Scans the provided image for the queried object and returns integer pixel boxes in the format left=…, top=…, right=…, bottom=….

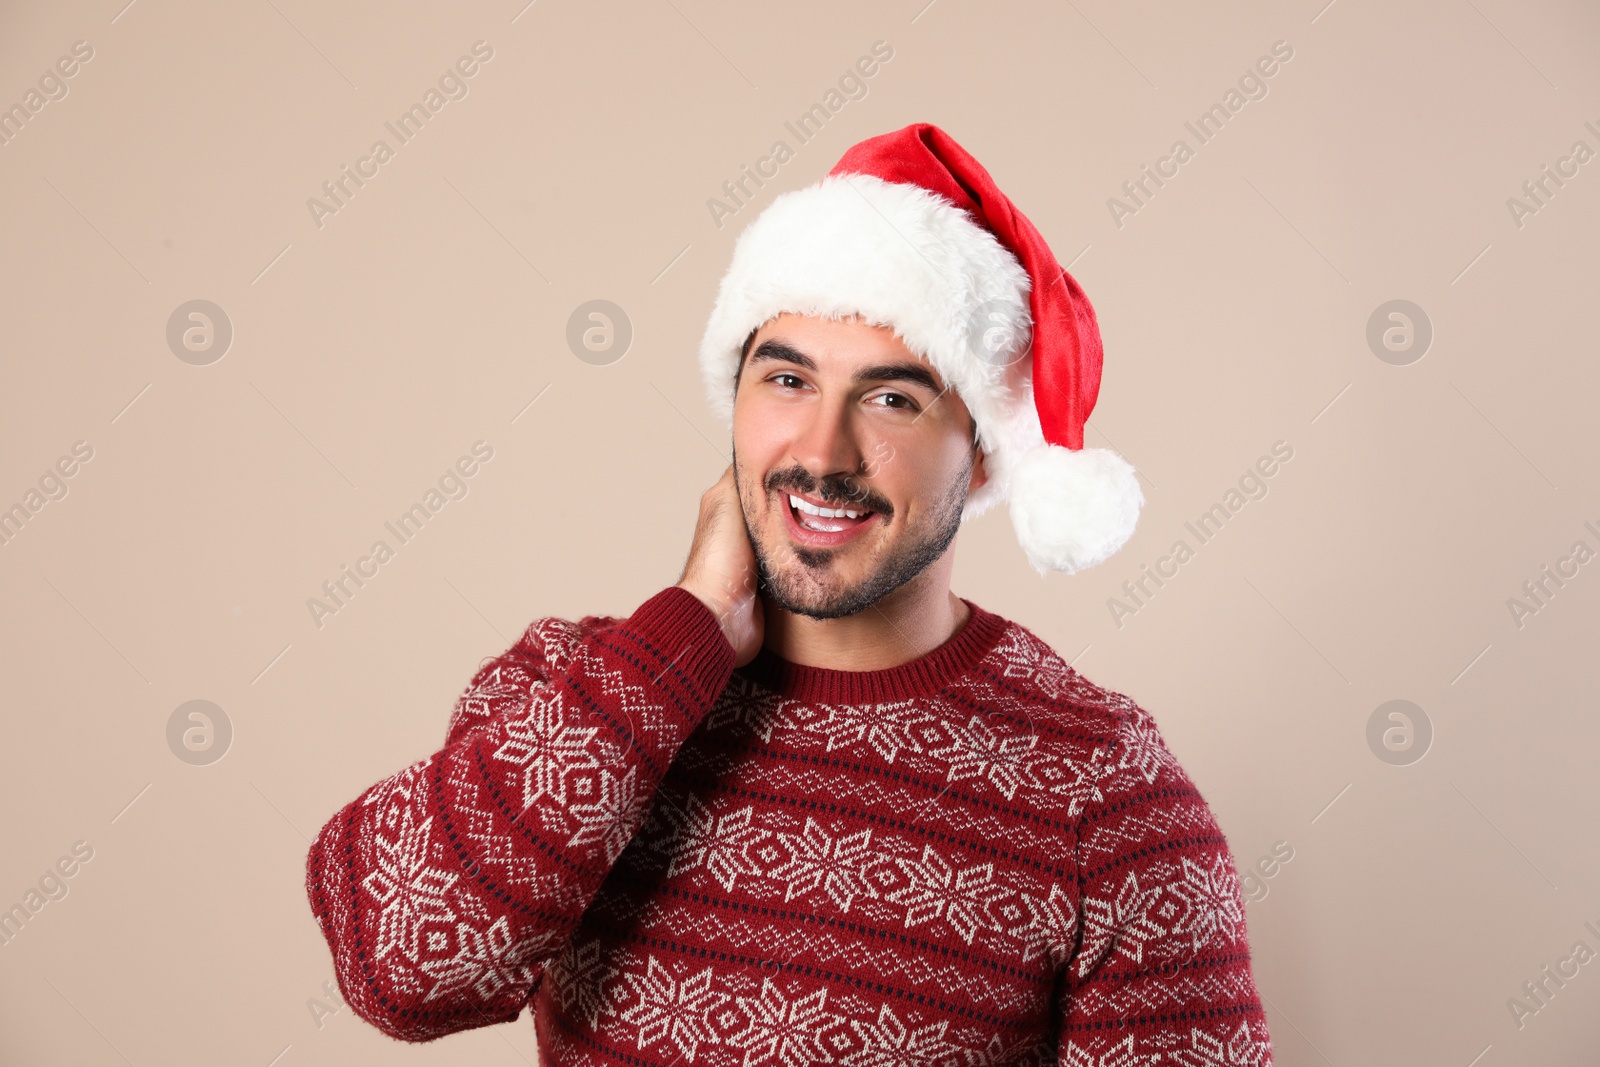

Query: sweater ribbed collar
left=737, top=598, right=1008, bottom=704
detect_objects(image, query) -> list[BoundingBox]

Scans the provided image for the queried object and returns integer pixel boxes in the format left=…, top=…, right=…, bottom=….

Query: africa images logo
left=305, top=41, right=495, bottom=230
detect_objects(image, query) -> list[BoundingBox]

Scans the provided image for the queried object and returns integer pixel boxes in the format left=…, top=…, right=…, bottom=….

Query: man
left=306, top=123, right=1275, bottom=1064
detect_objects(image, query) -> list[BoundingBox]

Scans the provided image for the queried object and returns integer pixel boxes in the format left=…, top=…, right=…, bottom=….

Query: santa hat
left=697, top=122, right=1144, bottom=575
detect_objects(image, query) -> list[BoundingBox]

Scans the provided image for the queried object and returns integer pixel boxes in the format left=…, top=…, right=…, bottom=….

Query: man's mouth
left=785, top=491, right=876, bottom=533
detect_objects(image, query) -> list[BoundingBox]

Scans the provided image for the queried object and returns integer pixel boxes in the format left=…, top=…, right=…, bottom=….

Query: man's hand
left=677, top=464, right=764, bottom=667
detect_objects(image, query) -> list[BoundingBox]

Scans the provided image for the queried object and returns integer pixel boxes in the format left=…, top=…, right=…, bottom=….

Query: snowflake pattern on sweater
left=306, top=587, right=1273, bottom=1065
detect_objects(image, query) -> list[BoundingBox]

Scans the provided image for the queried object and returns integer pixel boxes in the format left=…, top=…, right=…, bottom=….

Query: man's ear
left=968, top=436, right=989, bottom=494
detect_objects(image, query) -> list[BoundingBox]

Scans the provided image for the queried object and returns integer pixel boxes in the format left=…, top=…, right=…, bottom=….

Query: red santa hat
left=698, top=122, right=1144, bottom=575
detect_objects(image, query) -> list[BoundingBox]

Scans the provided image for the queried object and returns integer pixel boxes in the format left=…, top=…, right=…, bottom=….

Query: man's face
left=730, top=312, right=987, bottom=620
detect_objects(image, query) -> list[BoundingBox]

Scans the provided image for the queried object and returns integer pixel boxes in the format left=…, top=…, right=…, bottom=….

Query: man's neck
left=759, top=575, right=970, bottom=673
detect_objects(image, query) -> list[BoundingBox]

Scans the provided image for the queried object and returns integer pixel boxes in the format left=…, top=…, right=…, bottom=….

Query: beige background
left=2, top=0, right=1597, bottom=1063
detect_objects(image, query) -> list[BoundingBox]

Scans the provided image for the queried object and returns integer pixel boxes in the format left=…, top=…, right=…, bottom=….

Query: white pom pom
left=1008, top=445, right=1144, bottom=575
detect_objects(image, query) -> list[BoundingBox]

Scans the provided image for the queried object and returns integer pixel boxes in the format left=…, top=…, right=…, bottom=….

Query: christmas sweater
left=305, top=585, right=1274, bottom=1065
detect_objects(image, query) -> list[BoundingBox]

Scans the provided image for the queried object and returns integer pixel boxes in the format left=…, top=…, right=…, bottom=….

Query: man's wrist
left=675, top=582, right=736, bottom=647
left=619, top=585, right=739, bottom=697
left=676, top=580, right=723, bottom=620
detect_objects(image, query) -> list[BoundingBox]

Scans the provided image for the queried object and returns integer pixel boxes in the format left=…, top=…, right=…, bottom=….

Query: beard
left=732, top=446, right=974, bottom=621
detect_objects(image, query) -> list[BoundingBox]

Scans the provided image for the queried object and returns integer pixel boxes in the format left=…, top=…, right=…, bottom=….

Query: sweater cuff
left=622, top=586, right=736, bottom=707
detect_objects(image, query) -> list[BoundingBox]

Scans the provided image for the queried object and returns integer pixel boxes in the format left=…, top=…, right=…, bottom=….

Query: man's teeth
left=789, top=494, right=869, bottom=520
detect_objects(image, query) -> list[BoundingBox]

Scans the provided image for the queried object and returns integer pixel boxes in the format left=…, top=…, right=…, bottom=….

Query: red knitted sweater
left=305, top=586, right=1274, bottom=1065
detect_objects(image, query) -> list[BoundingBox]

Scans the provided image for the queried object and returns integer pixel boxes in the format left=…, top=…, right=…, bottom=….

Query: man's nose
left=789, top=402, right=865, bottom=489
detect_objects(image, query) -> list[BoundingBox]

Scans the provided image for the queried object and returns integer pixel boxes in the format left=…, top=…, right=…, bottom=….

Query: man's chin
left=758, top=563, right=874, bottom=621
left=765, top=585, right=872, bottom=621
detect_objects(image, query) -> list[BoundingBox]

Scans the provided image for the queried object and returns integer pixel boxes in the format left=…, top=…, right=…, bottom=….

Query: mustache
left=766, top=467, right=893, bottom=518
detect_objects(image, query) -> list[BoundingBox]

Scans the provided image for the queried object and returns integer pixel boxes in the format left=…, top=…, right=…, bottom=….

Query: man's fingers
left=679, top=463, right=763, bottom=665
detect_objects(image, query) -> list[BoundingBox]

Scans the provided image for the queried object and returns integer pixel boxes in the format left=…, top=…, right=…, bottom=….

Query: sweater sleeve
left=304, top=586, right=735, bottom=1043
left=1054, top=701, right=1275, bottom=1065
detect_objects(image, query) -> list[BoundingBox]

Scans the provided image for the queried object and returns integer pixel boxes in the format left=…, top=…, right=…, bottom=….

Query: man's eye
left=870, top=392, right=918, bottom=411
left=769, top=373, right=804, bottom=389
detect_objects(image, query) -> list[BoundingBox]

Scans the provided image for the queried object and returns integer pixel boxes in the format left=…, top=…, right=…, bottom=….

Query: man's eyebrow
left=854, top=361, right=942, bottom=394
left=748, top=340, right=943, bottom=394
left=747, top=340, right=817, bottom=372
